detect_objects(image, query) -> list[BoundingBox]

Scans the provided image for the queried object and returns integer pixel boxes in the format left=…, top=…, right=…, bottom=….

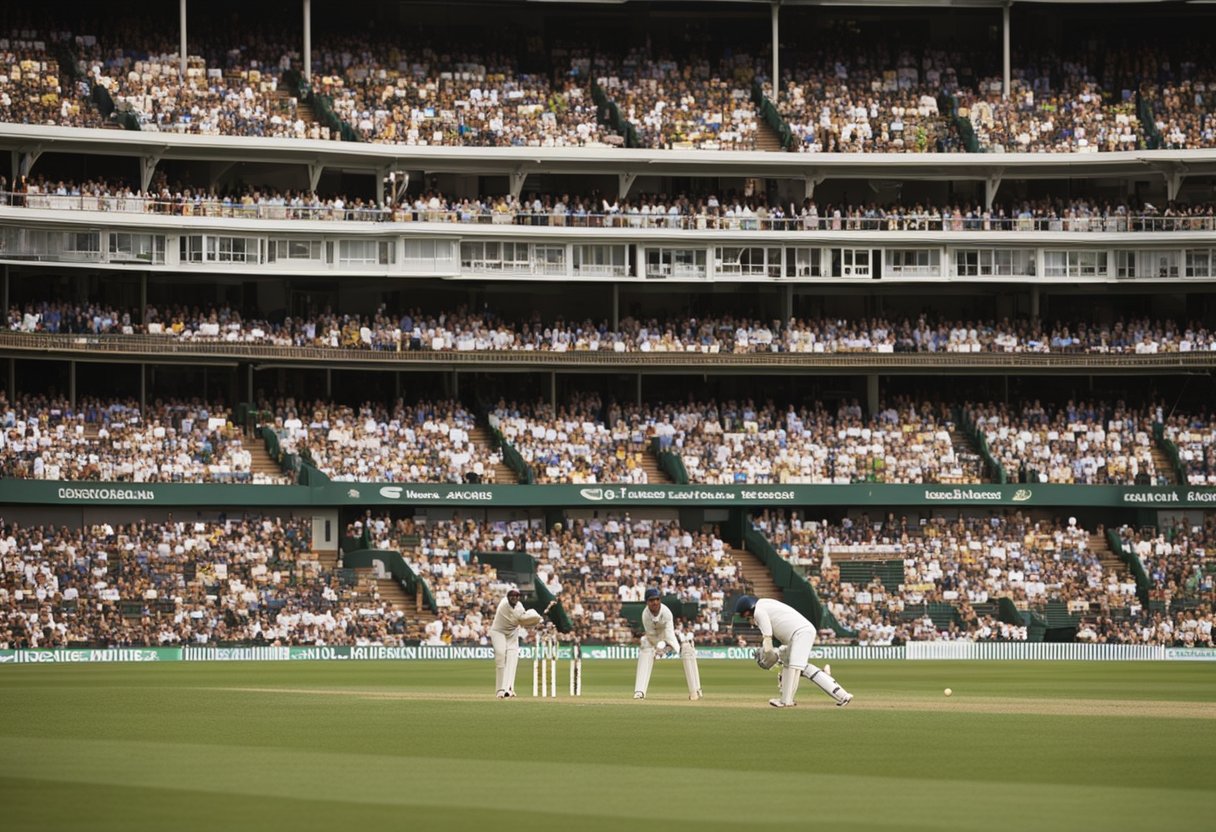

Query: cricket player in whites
left=492, top=587, right=554, bottom=698
left=735, top=595, right=853, bottom=708
left=634, top=588, right=703, bottom=700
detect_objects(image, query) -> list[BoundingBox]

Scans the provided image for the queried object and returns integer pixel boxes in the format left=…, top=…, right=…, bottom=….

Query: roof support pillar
left=618, top=172, right=637, bottom=198
left=140, top=155, right=161, bottom=192
left=984, top=172, right=1003, bottom=210
left=180, top=0, right=188, bottom=79
left=1002, top=2, right=1011, bottom=100
left=307, top=162, right=323, bottom=193
left=510, top=167, right=529, bottom=200
left=1165, top=170, right=1184, bottom=203
left=303, top=0, right=312, bottom=83
left=18, top=148, right=43, bottom=178
left=771, top=1, right=780, bottom=104
left=803, top=174, right=825, bottom=201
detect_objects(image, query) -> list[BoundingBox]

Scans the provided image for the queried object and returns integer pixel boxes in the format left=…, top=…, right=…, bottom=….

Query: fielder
left=491, top=588, right=553, bottom=698
left=734, top=595, right=852, bottom=708
left=634, top=588, right=702, bottom=700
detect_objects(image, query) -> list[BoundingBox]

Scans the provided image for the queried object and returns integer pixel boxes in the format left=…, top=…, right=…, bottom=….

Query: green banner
left=0, top=647, right=180, bottom=664
left=2, top=480, right=1216, bottom=508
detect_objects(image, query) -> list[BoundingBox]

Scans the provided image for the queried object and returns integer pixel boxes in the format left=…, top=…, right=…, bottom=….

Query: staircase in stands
left=755, top=120, right=786, bottom=152
left=247, top=432, right=283, bottom=481
left=947, top=424, right=991, bottom=482
left=729, top=545, right=783, bottom=601
left=640, top=447, right=672, bottom=484
left=467, top=425, right=518, bottom=483
left=1149, top=444, right=1177, bottom=484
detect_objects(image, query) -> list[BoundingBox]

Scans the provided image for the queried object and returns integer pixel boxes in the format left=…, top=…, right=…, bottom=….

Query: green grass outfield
left=1, top=659, right=1212, bottom=832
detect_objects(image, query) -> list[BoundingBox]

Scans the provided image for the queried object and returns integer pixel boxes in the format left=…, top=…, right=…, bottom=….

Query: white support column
left=771, top=1, right=779, bottom=104
left=180, top=0, right=188, bottom=79
left=510, top=168, right=528, bottom=200
left=303, top=0, right=312, bottom=83
left=307, top=162, right=323, bottom=193
left=19, top=148, right=43, bottom=178
left=1165, top=170, right=1184, bottom=203
left=376, top=167, right=389, bottom=207
left=1002, top=2, right=1011, bottom=100
left=618, top=172, right=637, bottom=198
left=140, top=155, right=161, bottom=192
left=984, top=172, right=1003, bottom=210
left=804, top=174, right=824, bottom=201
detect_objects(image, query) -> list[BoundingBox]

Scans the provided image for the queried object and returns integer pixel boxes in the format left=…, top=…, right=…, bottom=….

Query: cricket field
left=1, top=659, right=1212, bottom=831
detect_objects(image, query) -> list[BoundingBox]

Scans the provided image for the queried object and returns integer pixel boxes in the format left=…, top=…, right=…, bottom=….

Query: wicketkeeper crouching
left=634, top=588, right=703, bottom=701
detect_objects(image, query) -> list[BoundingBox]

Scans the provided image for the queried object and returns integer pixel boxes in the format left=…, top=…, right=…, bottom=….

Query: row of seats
left=5, top=27, right=1216, bottom=151
left=0, top=393, right=1206, bottom=486
left=10, top=303, right=1216, bottom=356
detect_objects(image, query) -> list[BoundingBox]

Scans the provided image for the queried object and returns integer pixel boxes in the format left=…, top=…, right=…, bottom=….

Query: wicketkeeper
left=735, top=595, right=852, bottom=708
left=634, top=588, right=702, bottom=701
left=491, top=588, right=553, bottom=698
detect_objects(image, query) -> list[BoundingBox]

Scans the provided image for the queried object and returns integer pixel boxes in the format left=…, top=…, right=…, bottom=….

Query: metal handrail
left=1, top=331, right=1213, bottom=369
left=3, top=192, right=1213, bottom=233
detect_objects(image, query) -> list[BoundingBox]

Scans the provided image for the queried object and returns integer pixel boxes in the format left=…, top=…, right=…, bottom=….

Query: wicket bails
left=532, top=633, right=582, bottom=697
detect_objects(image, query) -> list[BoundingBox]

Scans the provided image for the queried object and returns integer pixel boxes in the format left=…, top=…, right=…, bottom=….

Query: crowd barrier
left=2, top=644, right=1212, bottom=664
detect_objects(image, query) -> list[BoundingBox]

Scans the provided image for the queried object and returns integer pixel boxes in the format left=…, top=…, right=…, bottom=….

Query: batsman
left=736, top=595, right=853, bottom=708
left=492, top=587, right=553, bottom=699
left=634, top=588, right=703, bottom=700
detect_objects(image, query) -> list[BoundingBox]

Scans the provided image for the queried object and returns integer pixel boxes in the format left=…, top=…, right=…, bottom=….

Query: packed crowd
left=68, top=22, right=320, bottom=138
left=13, top=302, right=1216, bottom=358
left=774, top=45, right=960, bottom=153
left=490, top=396, right=980, bottom=486
left=269, top=398, right=499, bottom=484
left=663, top=398, right=979, bottom=485
left=0, top=394, right=285, bottom=483
left=373, top=513, right=744, bottom=644
left=490, top=395, right=649, bottom=484
left=317, top=44, right=605, bottom=147
left=10, top=21, right=1215, bottom=154
left=16, top=174, right=1216, bottom=234
left=752, top=510, right=1153, bottom=643
left=1163, top=413, right=1216, bottom=485
left=1119, top=519, right=1215, bottom=606
left=967, top=400, right=1161, bottom=484
left=597, top=50, right=759, bottom=150
left=0, top=31, right=98, bottom=127
left=0, top=516, right=419, bottom=649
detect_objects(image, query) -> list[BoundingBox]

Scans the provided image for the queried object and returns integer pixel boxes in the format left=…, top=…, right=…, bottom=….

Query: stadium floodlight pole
left=179, top=0, right=187, bottom=79
left=303, top=0, right=312, bottom=83
left=1002, top=1, right=1011, bottom=100
left=770, top=1, right=779, bottom=104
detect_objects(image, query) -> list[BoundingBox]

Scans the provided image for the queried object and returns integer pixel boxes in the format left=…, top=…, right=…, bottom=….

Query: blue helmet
left=644, top=588, right=662, bottom=601
left=734, top=595, right=757, bottom=616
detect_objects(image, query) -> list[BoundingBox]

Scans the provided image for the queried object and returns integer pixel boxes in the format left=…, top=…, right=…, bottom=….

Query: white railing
left=6, top=192, right=1216, bottom=233
left=906, top=642, right=1167, bottom=660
